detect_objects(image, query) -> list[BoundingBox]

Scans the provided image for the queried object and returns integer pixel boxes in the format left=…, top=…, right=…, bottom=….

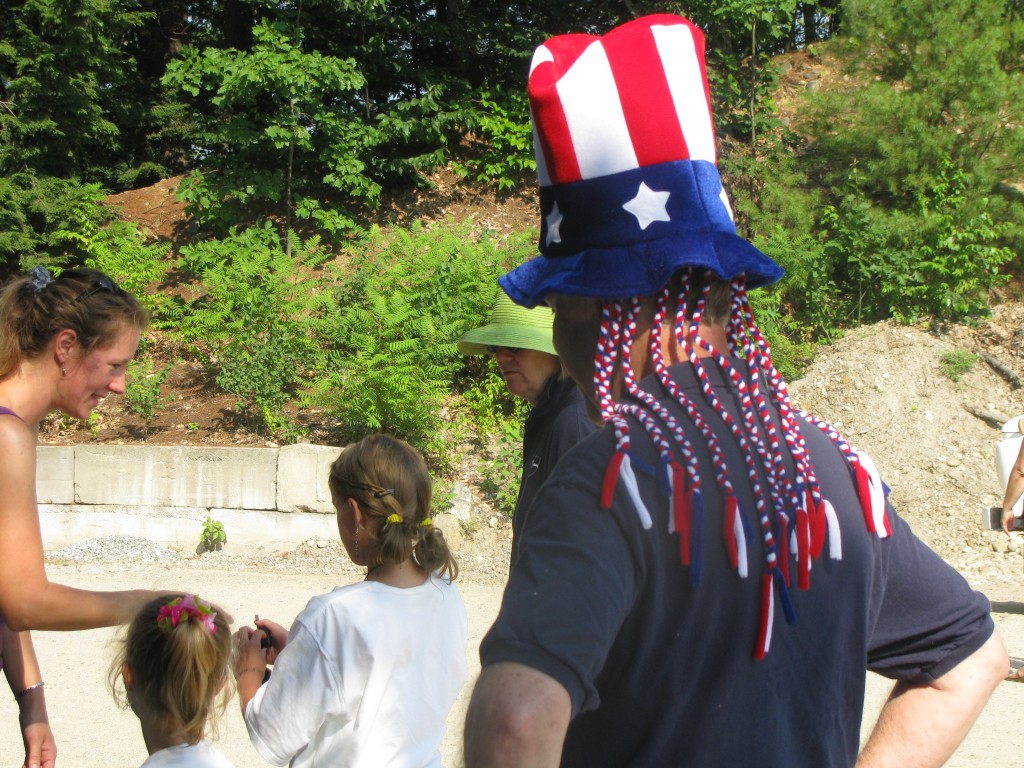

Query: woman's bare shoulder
left=0, top=412, right=37, bottom=463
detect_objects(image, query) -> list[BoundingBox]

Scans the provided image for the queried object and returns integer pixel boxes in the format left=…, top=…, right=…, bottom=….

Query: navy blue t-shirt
left=480, top=361, right=993, bottom=767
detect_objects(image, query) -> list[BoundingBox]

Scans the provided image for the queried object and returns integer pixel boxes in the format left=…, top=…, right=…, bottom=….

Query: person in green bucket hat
left=459, top=292, right=595, bottom=565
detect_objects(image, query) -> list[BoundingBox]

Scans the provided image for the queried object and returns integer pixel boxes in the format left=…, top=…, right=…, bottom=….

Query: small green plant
left=198, top=516, right=227, bottom=554
left=478, top=419, right=525, bottom=518
left=126, top=357, right=177, bottom=439
left=939, top=349, right=978, bottom=382
left=459, top=515, right=481, bottom=538
left=187, top=422, right=200, bottom=431
left=86, top=411, right=103, bottom=439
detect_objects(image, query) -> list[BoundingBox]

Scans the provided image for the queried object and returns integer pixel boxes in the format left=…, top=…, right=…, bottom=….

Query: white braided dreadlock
left=594, top=268, right=890, bottom=658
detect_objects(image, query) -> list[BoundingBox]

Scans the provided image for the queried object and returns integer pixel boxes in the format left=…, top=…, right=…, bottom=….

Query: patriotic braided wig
left=496, top=14, right=893, bottom=657
left=594, top=269, right=891, bottom=658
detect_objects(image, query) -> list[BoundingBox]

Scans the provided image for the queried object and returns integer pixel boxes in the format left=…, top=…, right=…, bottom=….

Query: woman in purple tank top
left=0, top=267, right=169, bottom=768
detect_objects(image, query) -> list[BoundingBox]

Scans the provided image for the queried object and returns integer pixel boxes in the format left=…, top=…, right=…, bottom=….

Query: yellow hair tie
left=420, top=517, right=432, bottom=527
left=385, top=513, right=402, bottom=525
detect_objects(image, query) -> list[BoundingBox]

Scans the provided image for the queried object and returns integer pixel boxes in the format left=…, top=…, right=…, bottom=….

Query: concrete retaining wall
left=37, top=444, right=344, bottom=552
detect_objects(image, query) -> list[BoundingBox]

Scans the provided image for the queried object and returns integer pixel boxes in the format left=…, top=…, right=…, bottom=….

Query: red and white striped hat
left=500, top=14, right=783, bottom=308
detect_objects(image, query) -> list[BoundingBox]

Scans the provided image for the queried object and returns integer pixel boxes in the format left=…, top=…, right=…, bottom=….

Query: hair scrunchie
left=27, top=266, right=53, bottom=294
left=157, top=595, right=218, bottom=636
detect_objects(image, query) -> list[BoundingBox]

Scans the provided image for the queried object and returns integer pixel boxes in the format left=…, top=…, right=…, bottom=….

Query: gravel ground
left=788, top=307, right=1024, bottom=601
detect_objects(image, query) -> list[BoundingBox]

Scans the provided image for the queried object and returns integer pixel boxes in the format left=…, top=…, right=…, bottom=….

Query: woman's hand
left=20, top=720, right=56, bottom=768
left=1003, top=507, right=1016, bottom=535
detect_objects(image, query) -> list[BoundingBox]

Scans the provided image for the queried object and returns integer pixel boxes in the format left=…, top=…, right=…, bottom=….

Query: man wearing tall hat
left=464, top=14, right=1006, bottom=767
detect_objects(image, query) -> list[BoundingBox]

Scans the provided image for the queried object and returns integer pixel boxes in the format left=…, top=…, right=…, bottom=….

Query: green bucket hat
left=457, top=291, right=556, bottom=356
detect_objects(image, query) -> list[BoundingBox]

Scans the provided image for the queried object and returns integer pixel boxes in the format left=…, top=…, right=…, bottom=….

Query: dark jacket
left=511, top=374, right=596, bottom=566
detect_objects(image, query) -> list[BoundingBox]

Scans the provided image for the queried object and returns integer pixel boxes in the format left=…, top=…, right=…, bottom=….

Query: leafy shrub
left=819, top=160, right=1013, bottom=325
left=175, top=223, right=334, bottom=437
left=307, top=219, right=536, bottom=463
left=477, top=419, right=525, bottom=519
left=198, top=516, right=227, bottom=553
left=453, top=90, right=535, bottom=191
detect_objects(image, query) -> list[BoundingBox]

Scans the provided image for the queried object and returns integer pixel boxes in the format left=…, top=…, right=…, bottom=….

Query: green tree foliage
left=808, top=0, right=1023, bottom=200
left=801, top=0, right=1024, bottom=245
left=819, top=161, right=1013, bottom=323
left=0, top=171, right=171, bottom=300
left=739, top=0, right=1023, bottom=337
left=163, top=19, right=375, bottom=237
left=0, top=0, right=160, bottom=184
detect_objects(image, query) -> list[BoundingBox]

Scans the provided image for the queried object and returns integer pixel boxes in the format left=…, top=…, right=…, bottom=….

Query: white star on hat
left=623, top=182, right=671, bottom=230
left=545, top=203, right=563, bottom=246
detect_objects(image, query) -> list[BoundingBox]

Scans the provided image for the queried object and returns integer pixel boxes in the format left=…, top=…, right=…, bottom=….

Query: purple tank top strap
left=0, top=405, right=24, bottom=422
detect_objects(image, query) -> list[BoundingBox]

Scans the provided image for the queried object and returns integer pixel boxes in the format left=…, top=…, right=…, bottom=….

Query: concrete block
left=37, top=446, right=75, bottom=504
left=74, top=446, right=278, bottom=509
left=39, top=504, right=340, bottom=553
left=277, top=444, right=342, bottom=513
left=209, top=507, right=339, bottom=550
left=39, top=504, right=210, bottom=551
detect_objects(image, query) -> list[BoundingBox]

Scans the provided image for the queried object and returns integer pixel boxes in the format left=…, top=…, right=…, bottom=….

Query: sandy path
left=1, top=563, right=1022, bottom=767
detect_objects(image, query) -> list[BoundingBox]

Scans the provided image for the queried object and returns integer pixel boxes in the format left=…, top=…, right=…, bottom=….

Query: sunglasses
left=74, top=275, right=122, bottom=303
left=485, top=345, right=523, bottom=354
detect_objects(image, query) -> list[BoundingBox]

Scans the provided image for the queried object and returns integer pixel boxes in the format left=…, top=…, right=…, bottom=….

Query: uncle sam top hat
left=499, top=14, right=784, bottom=309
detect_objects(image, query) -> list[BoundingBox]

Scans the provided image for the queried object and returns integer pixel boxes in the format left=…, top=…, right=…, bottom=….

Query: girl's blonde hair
left=0, top=267, right=149, bottom=379
left=329, top=433, right=458, bottom=580
left=109, top=594, right=232, bottom=744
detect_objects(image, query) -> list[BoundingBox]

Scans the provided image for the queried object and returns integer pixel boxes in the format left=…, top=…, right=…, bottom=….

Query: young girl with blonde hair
left=110, top=594, right=235, bottom=767
left=235, top=433, right=468, bottom=767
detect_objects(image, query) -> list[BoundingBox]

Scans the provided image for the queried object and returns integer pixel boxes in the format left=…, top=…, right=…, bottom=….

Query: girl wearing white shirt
left=234, top=434, right=468, bottom=767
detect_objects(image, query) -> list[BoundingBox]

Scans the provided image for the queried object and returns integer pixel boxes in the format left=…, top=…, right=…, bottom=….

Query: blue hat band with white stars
left=500, top=159, right=784, bottom=308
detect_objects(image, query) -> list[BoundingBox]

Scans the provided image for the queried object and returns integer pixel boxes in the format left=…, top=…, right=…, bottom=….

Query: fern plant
left=306, top=218, right=536, bottom=462
left=308, top=286, right=458, bottom=447
left=176, top=223, right=335, bottom=437
left=55, top=215, right=173, bottom=323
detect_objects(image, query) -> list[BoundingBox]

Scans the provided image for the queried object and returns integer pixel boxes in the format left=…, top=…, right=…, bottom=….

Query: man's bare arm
left=464, top=662, right=572, bottom=768
left=857, top=629, right=1008, bottom=768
